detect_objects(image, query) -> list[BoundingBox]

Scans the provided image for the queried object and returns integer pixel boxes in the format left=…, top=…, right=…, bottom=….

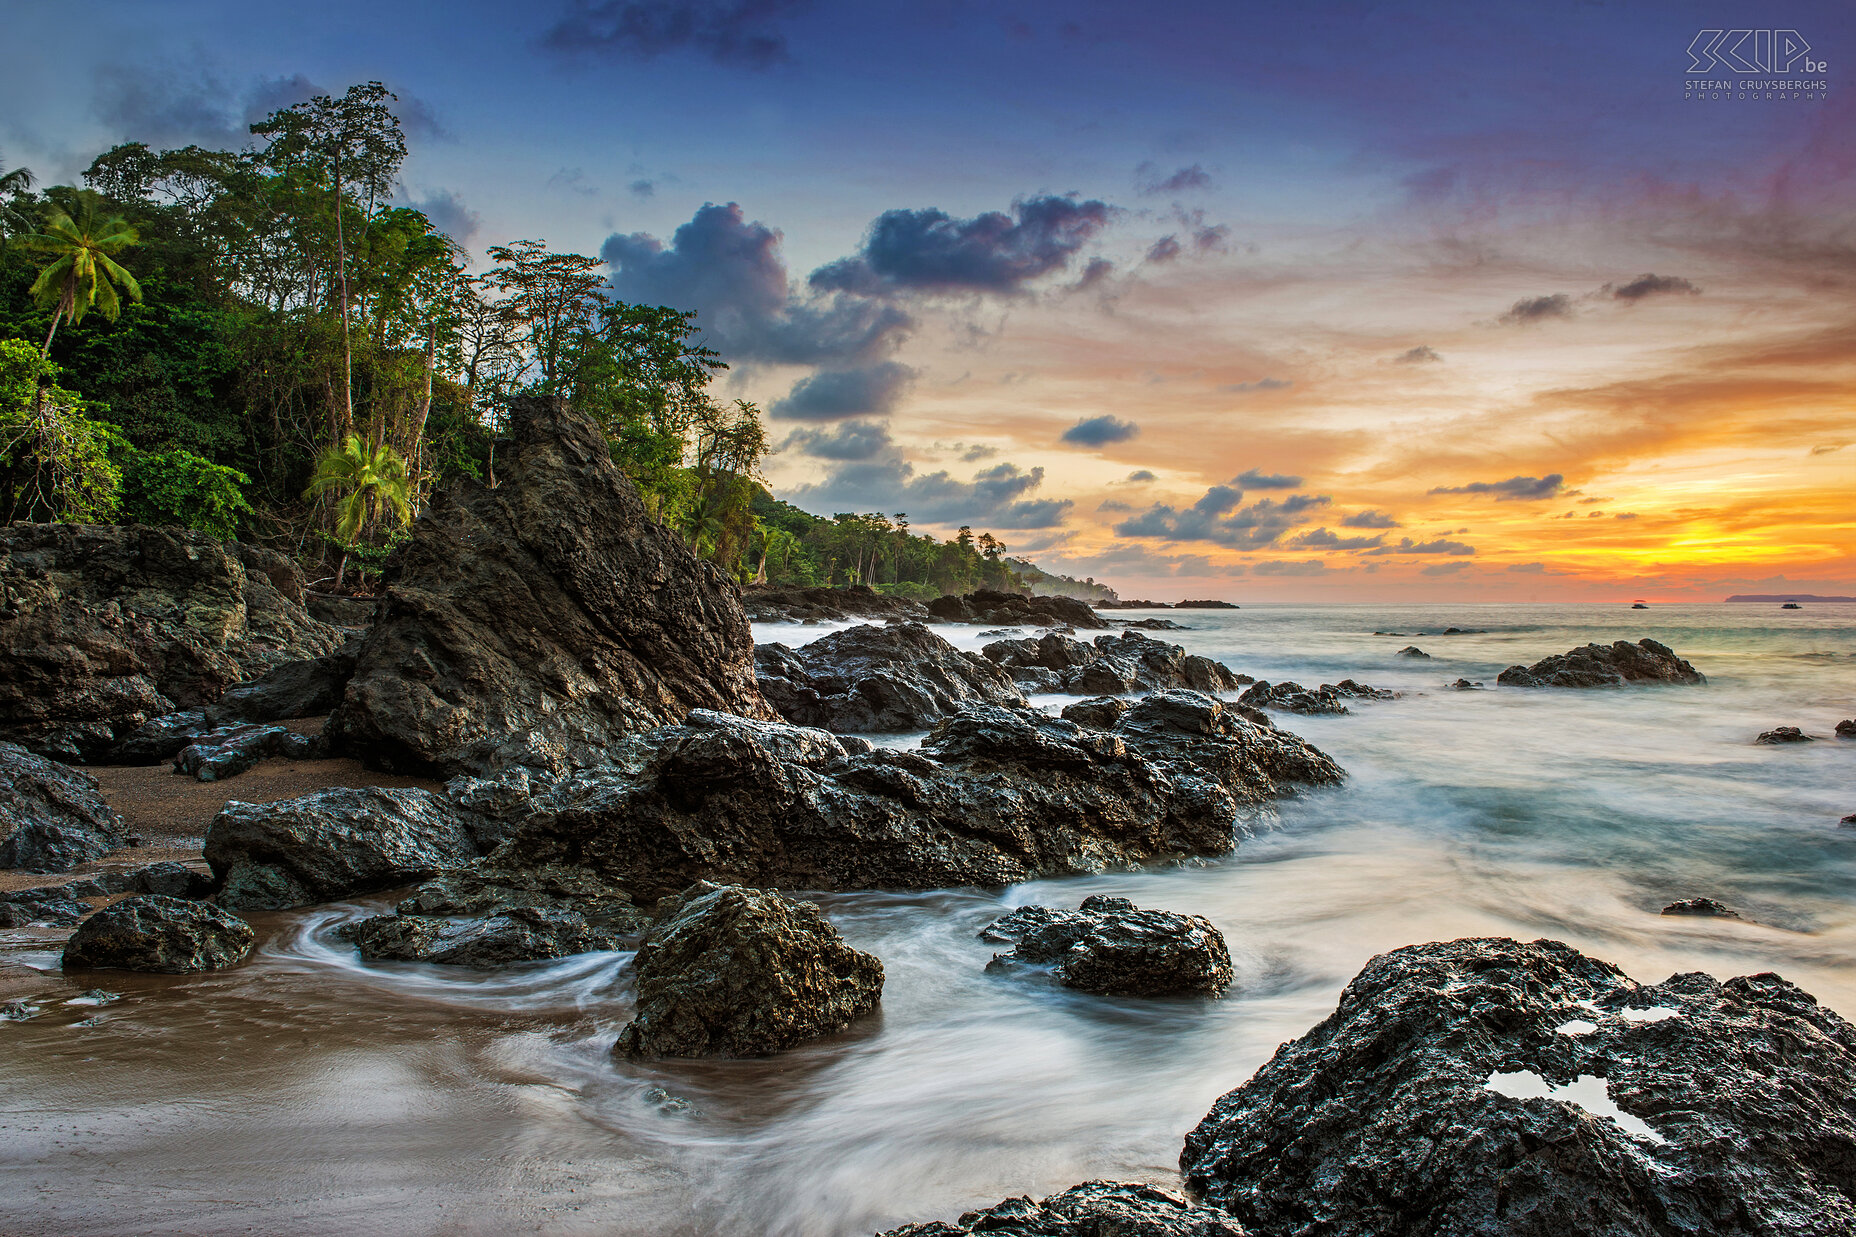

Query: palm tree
left=18, top=190, right=142, bottom=355
left=0, top=150, right=35, bottom=247
left=753, top=526, right=799, bottom=584
left=304, top=434, right=413, bottom=589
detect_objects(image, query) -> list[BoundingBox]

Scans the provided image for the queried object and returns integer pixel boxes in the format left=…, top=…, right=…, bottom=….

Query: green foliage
left=18, top=190, right=142, bottom=347
left=0, top=339, right=121, bottom=523
left=305, top=434, right=412, bottom=544
left=110, top=434, right=253, bottom=537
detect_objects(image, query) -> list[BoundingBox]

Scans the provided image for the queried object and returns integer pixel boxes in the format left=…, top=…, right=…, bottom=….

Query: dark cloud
left=1604, top=273, right=1700, bottom=302
left=1125, top=470, right=1157, bottom=483
left=770, top=362, right=915, bottom=422
left=1097, top=499, right=1135, bottom=513
left=1231, top=468, right=1301, bottom=490
left=1218, top=378, right=1291, bottom=393
left=392, top=94, right=450, bottom=143
left=1072, top=257, right=1115, bottom=290
left=242, top=74, right=322, bottom=126
left=628, top=178, right=656, bottom=199
left=1810, top=442, right=1846, bottom=455
left=809, top=195, right=1113, bottom=296
left=788, top=458, right=1068, bottom=529
left=399, top=190, right=479, bottom=244
left=991, top=498, right=1075, bottom=529
left=603, top=202, right=912, bottom=364
left=1145, top=235, right=1183, bottom=264
left=1340, top=509, right=1401, bottom=528
left=1060, top=415, right=1139, bottom=447
left=1135, top=162, right=1212, bottom=196
left=1287, top=527, right=1384, bottom=550
left=959, top=444, right=999, bottom=462
left=541, top=0, right=807, bottom=68
left=1500, top=294, right=1573, bottom=324
left=1253, top=559, right=1327, bottom=576
left=1113, top=489, right=1330, bottom=548
left=1422, top=561, right=1474, bottom=575
left=1193, top=224, right=1231, bottom=253
left=1363, top=537, right=1476, bottom=556
left=1614, top=511, right=1638, bottom=520
left=1429, top=473, right=1565, bottom=501
left=548, top=167, right=599, bottom=197
left=1393, top=345, right=1442, bottom=364
left=90, top=65, right=304, bottom=147
left=779, top=419, right=892, bottom=461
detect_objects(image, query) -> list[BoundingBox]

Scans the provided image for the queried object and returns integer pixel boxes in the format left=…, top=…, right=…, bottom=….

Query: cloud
left=1363, top=537, right=1476, bottom=556
left=1125, top=469, right=1157, bottom=483
left=604, top=202, right=912, bottom=364
left=541, top=0, right=807, bottom=68
left=1254, top=559, right=1328, bottom=576
left=1218, top=378, right=1291, bottom=393
left=398, top=190, right=479, bottom=244
left=1231, top=468, right=1301, bottom=490
left=1136, top=162, right=1213, bottom=196
left=1098, top=499, right=1135, bottom=513
left=1341, top=509, right=1401, bottom=528
left=810, top=195, right=1113, bottom=296
left=1810, top=443, right=1847, bottom=455
left=548, top=167, right=599, bottom=197
left=1113, top=489, right=1330, bottom=548
left=1145, top=235, right=1183, bottom=264
left=779, top=419, right=892, bottom=461
left=1072, top=257, right=1115, bottom=290
left=1060, top=415, right=1139, bottom=447
left=1193, top=224, right=1231, bottom=253
left=1429, top=473, right=1565, bottom=501
left=1422, top=561, right=1474, bottom=575
left=90, top=65, right=320, bottom=148
left=1287, top=527, right=1384, bottom=550
left=1613, top=511, right=1638, bottom=520
left=770, top=362, right=915, bottom=421
left=628, top=178, right=656, bottom=199
left=1603, top=273, right=1700, bottom=301
left=788, top=457, right=1068, bottom=529
left=1393, top=345, right=1442, bottom=364
left=1500, top=293, right=1573, bottom=324
left=392, top=94, right=451, bottom=143
left=959, top=444, right=998, bottom=462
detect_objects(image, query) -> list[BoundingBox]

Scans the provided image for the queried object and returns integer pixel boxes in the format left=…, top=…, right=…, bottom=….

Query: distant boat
left=1782, top=601, right=1802, bottom=609
left=1630, top=600, right=1649, bottom=609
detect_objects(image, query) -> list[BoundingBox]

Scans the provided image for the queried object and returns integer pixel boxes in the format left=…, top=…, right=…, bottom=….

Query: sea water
left=2, top=603, right=1851, bottom=1236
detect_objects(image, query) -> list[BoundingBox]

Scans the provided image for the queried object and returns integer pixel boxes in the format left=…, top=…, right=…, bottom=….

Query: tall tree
left=0, top=150, right=34, bottom=249
left=18, top=190, right=143, bottom=354
left=304, top=433, right=413, bottom=588
left=485, top=240, right=607, bottom=393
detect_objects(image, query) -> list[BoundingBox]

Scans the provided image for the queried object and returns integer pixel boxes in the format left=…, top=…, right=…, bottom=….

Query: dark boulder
left=1450, top=678, right=1483, bottom=691
left=755, top=622, right=1026, bottom=732
left=0, top=523, right=341, bottom=760
left=103, top=861, right=214, bottom=899
left=487, top=694, right=1342, bottom=899
left=1180, top=936, right=1856, bottom=1237
left=0, top=896, right=90, bottom=927
left=982, top=894, right=1233, bottom=996
left=1120, top=617, right=1187, bottom=630
left=1396, top=645, right=1430, bottom=658
left=1497, top=638, right=1705, bottom=688
left=740, top=584, right=929, bottom=624
left=1238, top=680, right=1350, bottom=716
left=62, top=895, right=254, bottom=973
left=614, top=882, right=883, bottom=1058
left=204, top=787, right=484, bottom=910
left=876, top=1181, right=1247, bottom=1236
left=929, top=590, right=1108, bottom=630
left=325, top=396, right=774, bottom=776
left=214, top=639, right=360, bottom=722
left=1175, top=599, right=1238, bottom=609
left=395, top=861, right=647, bottom=932
left=172, top=722, right=290, bottom=780
left=347, top=906, right=625, bottom=967
left=1756, top=726, right=1814, bottom=744
left=1836, top=718, right=1854, bottom=738
left=983, top=630, right=1245, bottom=695
left=0, top=742, right=126, bottom=871
left=1662, top=898, right=1738, bottom=917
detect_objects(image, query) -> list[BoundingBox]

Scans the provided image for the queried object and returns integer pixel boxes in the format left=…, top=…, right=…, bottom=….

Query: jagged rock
left=1175, top=599, right=1238, bottom=609
left=614, top=883, right=883, bottom=1058
left=488, top=694, right=1342, bottom=898
left=928, top=590, right=1108, bottom=630
left=325, top=396, right=774, bottom=776
left=0, top=896, right=89, bottom=927
left=347, top=906, right=625, bottom=967
left=1836, top=718, right=1855, bottom=738
left=304, top=591, right=375, bottom=627
left=1059, top=696, right=1131, bottom=730
left=205, top=787, right=485, bottom=910
left=982, top=895, right=1233, bottom=996
left=0, top=523, right=341, bottom=760
left=1497, top=638, right=1705, bottom=688
left=1662, top=898, right=1738, bottom=918
left=214, top=639, right=359, bottom=722
left=62, top=895, right=254, bottom=973
left=983, top=630, right=1244, bottom=695
left=740, top=584, right=929, bottom=624
left=755, top=622, right=1026, bottom=732
left=876, top=1181, right=1247, bottom=1237
left=395, top=861, right=647, bottom=932
left=1, top=999, right=40, bottom=1020
left=1239, top=680, right=1349, bottom=715
left=1756, top=726, right=1814, bottom=744
left=0, top=742, right=126, bottom=871
left=1396, top=645, right=1430, bottom=658
left=1119, top=617, right=1188, bottom=630
left=1180, top=936, right=1856, bottom=1237
left=1449, top=678, right=1483, bottom=691
left=172, top=722, right=290, bottom=780
left=1329, top=678, right=1395, bottom=700
left=1842, top=812, right=1856, bottom=827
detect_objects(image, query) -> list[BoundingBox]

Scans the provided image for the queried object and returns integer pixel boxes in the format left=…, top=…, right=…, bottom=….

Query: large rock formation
left=740, top=583, right=929, bottom=624
left=1498, top=639, right=1705, bottom=688
left=755, top=622, right=1026, bottom=732
left=876, top=1181, right=1248, bottom=1237
left=325, top=396, right=774, bottom=776
left=614, top=882, right=884, bottom=1058
left=982, top=630, right=1244, bottom=695
left=485, top=693, right=1343, bottom=899
left=981, top=895, right=1233, bottom=997
left=1180, top=937, right=1856, bottom=1236
left=928, top=590, right=1109, bottom=629
left=0, top=524, right=341, bottom=760
left=62, top=895, right=255, bottom=973
left=0, top=741, right=126, bottom=871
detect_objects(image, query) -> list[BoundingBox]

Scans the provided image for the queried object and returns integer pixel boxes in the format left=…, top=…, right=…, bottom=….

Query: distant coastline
left=1724, top=594, right=1856, bottom=603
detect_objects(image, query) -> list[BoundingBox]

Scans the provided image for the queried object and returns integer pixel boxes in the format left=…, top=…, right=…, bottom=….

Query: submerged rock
left=1180, top=936, right=1856, bottom=1237
left=1497, top=638, right=1705, bottom=688
left=982, top=630, right=1244, bottom=695
left=982, top=895, right=1233, bottom=996
left=876, top=1181, right=1248, bottom=1236
left=755, top=622, right=1026, bottom=732
left=489, top=694, right=1342, bottom=898
left=62, top=895, right=254, bottom=973
left=0, top=742, right=126, bottom=871
left=1837, top=719, right=1855, bottom=738
left=615, top=883, right=883, bottom=1058
left=325, top=395, right=774, bottom=776
left=1662, top=897, right=1738, bottom=918
left=1396, top=645, right=1430, bottom=658
left=1756, top=726, right=1814, bottom=744
left=348, top=906, right=625, bottom=967
left=0, top=524, right=340, bottom=760
left=1238, top=680, right=1350, bottom=716
left=1449, top=678, right=1483, bottom=691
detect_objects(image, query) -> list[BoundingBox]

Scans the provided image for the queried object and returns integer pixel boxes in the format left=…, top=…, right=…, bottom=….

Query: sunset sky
left=5, top=0, right=1852, bottom=600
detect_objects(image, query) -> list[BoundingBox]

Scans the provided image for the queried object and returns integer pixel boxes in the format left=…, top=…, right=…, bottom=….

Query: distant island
left=1725, top=594, right=1856, bottom=603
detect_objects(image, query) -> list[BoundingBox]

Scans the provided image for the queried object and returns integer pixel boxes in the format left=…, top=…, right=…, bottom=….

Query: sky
left=4, top=0, right=1853, bottom=601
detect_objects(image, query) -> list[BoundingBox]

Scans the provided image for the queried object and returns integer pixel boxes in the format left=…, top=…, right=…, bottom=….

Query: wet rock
left=0, top=999, right=40, bottom=1020
left=172, top=722, right=290, bottom=780
left=1238, top=680, right=1349, bottom=715
left=325, top=395, right=774, bottom=776
left=1842, top=812, right=1856, bottom=827
left=982, top=895, right=1233, bottom=996
left=1175, top=599, right=1238, bottom=609
left=305, top=591, right=376, bottom=627
left=62, top=895, right=254, bottom=973
left=1836, top=718, right=1855, bottom=738
left=0, top=742, right=126, bottom=871
left=1449, top=678, right=1483, bottom=691
left=0, top=896, right=89, bottom=927
left=1119, top=617, right=1188, bottom=630
left=491, top=694, right=1342, bottom=898
left=1497, top=638, right=1705, bottom=688
left=205, top=787, right=484, bottom=910
left=395, top=862, right=647, bottom=932
left=982, top=630, right=1244, bottom=695
left=101, top=862, right=214, bottom=899
left=876, top=1181, right=1247, bottom=1236
left=1180, top=936, right=1856, bottom=1237
left=349, top=906, right=625, bottom=967
left=1396, top=645, right=1430, bottom=658
left=755, top=622, right=1026, bottom=733
left=214, top=639, right=359, bottom=722
left=1756, top=726, right=1814, bottom=744
left=928, top=590, right=1108, bottom=630
left=614, top=882, right=883, bottom=1058
left=0, top=524, right=341, bottom=760
left=1059, top=696, right=1130, bottom=730
left=642, top=1085, right=699, bottom=1115
left=109, top=710, right=214, bottom=764
left=1329, top=679, right=1395, bottom=700
left=740, top=584, right=929, bottom=624
left=1662, top=897, right=1738, bottom=918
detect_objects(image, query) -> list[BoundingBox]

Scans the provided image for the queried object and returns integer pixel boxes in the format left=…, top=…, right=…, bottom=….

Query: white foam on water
left=1486, top=1070, right=1666, bottom=1145
left=1617, top=1006, right=1680, bottom=1023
